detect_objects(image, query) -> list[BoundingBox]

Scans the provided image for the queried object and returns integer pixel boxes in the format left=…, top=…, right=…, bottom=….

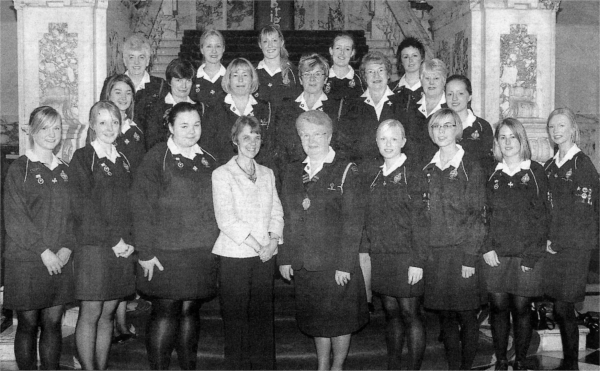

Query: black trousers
left=218, top=256, right=276, bottom=370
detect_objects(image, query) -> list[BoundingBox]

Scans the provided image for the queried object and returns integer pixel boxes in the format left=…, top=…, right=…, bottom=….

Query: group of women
left=3, top=25, right=598, bottom=371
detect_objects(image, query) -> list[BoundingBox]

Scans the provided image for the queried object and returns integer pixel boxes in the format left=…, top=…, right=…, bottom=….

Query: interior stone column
left=471, top=0, right=560, bottom=163
left=13, top=0, right=109, bottom=162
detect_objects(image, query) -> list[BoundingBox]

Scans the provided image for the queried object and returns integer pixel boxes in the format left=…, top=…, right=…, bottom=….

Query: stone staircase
left=151, top=36, right=184, bottom=79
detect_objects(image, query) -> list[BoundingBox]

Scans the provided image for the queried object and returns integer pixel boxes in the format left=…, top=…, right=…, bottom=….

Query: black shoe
left=513, top=360, right=530, bottom=370
left=494, top=360, right=509, bottom=370
left=368, top=302, right=375, bottom=314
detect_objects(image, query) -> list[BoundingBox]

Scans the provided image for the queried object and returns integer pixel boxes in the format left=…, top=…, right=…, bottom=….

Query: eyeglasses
left=430, top=122, right=456, bottom=131
left=302, top=71, right=325, bottom=80
left=365, top=68, right=386, bottom=77
left=298, top=132, right=328, bottom=141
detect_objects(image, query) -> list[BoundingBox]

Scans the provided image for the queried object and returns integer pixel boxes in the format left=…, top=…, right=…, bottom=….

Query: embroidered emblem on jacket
left=471, top=130, right=480, bottom=140
left=393, top=173, right=402, bottom=184
left=302, top=197, right=311, bottom=210
left=521, top=173, right=530, bottom=185
left=60, top=170, right=68, bottom=181
left=133, top=132, right=140, bottom=142
left=201, top=157, right=210, bottom=168
left=449, top=168, right=458, bottom=180
left=349, top=79, right=355, bottom=88
left=324, top=82, right=331, bottom=94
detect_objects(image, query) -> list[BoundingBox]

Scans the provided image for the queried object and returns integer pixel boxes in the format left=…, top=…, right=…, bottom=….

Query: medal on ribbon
left=175, top=157, right=183, bottom=168
left=60, top=170, right=68, bottom=181
left=133, top=132, right=140, bottom=142
left=449, top=168, right=458, bottom=180
left=201, top=157, right=210, bottom=168
left=471, top=130, right=480, bottom=140
left=36, top=174, right=44, bottom=184
left=100, top=163, right=112, bottom=176
left=348, top=79, right=355, bottom=88
left=493, top=179, right=499, bottom=190
left=521, top=173, right=530, bottom=185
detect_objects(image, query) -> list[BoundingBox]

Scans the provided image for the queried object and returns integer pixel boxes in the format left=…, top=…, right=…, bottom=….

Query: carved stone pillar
left=471, top=0, right=560, bottom=162
left=13, top=0, right=109, bottom=162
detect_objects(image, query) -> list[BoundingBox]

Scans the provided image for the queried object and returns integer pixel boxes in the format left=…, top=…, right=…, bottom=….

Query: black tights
left=15, top=305, right=64, bottom=370
left=439, top=309, right=479, bottom=370
left=554, top=300, right=579, bottom=369
left=381, top=296, right=425, bottom=370
left=146, top=298, right=201, bottom=370
left=489, top=293, right=532, bottom=363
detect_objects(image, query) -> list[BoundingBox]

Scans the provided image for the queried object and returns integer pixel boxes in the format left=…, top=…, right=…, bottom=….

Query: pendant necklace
left=236, top=159, right=256, bottom=183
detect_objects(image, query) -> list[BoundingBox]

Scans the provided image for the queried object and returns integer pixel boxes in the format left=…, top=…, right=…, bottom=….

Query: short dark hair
left=165, top=102, right=200, bottom=128
left=396, top=37, right=425, bottom=71
left=231, top=116, right=262, bottom=144
left=165, top=58, right=195, bottom=82
left=445, top=74, right=472, bottom=96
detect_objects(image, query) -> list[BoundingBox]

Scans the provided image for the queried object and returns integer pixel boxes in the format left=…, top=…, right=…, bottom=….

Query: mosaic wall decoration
left=435, top=39, right=451, bottom=69
left=452, top=30, right=468, bottom=76
left=227, top=0, right=253, bottom=30
left=107, top=30, right=124, bottom=76
left=345, top=0, right=372, bottom=31
left=39, top=23, right=85, bottom=162
left=295, top=0, right=372, bottom=31
left=196, top=0, right=224, bottom=30
left=499, top=24, right=537, bottom=120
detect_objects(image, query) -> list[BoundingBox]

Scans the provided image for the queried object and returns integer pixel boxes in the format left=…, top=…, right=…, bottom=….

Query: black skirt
left=74, top=245, right=136, bottom=301
left=294, top=268, right=369, bottom=337
left=4, top=258, right=74, bottom=311
left=543, top=249, right=592, bottom=303
left=424, top=246, right=483, bottom=311
left=137, top=248, right=217, bottom=300
left=371, top=253, right=424, bottom=298
left=481, top=256, right=544, bottom=298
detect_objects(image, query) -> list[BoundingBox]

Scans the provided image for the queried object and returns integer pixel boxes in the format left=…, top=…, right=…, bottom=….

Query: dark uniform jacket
left=132, top=141, right=219, bottom=261
left=324, top=70, right=365, bottom=101
left=423, top=150, right=486, bottom=268
left=254, top=62, right=301, bottom=109
left=115, top=119, right=146, bottom=173
left=484, top=160, right=549, bottom=268
left=279, top=155, right=364, bottom=274
left=544, top=149, right=599, bottom=252
left=4, top=154, right=75, bottom=261
left=360, top=156, right=430, bottom=268
left=190, top=64, right=226, bottom=109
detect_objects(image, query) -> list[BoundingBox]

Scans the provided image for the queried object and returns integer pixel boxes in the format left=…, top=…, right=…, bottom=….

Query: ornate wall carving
left=39, top=23, right=84, bottom=161
left=227, top=0, right=253, bottom=30
left=499, top=24, right=537, bottom=119
left=196, top=0, right=224, bottom=30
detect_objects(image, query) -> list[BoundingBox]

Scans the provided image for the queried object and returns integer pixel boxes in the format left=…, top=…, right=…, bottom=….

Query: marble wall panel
left=499, top=24, right=537, bottom=119
left=227, top=0, right=253, bottom=30
left=197, top=0, right=225, bottom=30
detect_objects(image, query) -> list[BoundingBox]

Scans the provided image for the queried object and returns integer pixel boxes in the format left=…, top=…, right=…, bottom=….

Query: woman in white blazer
left=212, top=115, right=284, bottom=370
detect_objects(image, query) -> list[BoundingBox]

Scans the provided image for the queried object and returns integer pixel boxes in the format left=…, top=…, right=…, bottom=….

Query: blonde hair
left=420, top=58, right=448, bottom=85
left=222, top=58, right=260, bottom=94
left=493, top=118, right=532, bottom=162
left=259, top=25, right=292, bottom=85
left=427, top=108, right=463, bottom=142
left=377, top=119, right=406, bottom=138
left=87, top=101, right=122, bottom=143
left=547, top=107, right=580, bottom=146
left=28, top=106, right=62, bottom=147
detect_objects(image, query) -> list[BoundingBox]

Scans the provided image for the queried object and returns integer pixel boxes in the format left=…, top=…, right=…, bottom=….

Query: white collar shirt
left=295, top=92, right=328, bottom=111
left=302, top=146, right=336, bottom=180
left=91, top=140, right=120, bottom=163
left=196, top=64, right=226, bottom=83
left=362, top=86, right=395, bottom=121
left=167, top=136, right=203, bottom=160
left=554, top=144, right=581, bottom=168
left=224, top=93, right=258, bottom=116
left=257, top=60, right=281, bottom=76
left=381, top=153, right=407, bottom=176
left=430, top=144, right=465, bottom=171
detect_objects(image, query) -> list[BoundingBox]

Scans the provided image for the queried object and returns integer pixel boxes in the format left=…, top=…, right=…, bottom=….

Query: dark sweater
left=191, top=75, right=226, bottom=109
left=324, top=73, right=365, bottom=101
left=279, top=157, right=364, bottom=273
left=389, top=81, right=423, bottom=113
left=70, top=144, right=133, bottom=251
left=132, top=142, right=219, bottom=261
left=360, top=158, right=430, bottom=268
left=116, top=124, right=146, bottom=173
left=255, top=64, right=301, bottom=109
left=423, top=153, right=486, bottom=268
left=201, top=98, right=273, bottom=166
left=484, top=161, right=549, bottom=268
left=4, top=155, right=75, bottom=261
left=544, top=151, right=599, bottom=252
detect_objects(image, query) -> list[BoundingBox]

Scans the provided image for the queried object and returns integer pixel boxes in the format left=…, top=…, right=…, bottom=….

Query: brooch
left=387, top=101, right=393, bottom=106
left=471, top=130, right=480, bottom=140
left=327, top=183, right=336, bottom=191
left=60, top=170, right=68, bottom=181
left=393, top=173, right=402, bottom=184
left=565, top=168, right=573, bottom=180
left=192, top=166, right=198, bottom=172
left=349, top=79, right=355, bottom=88
left=324, top=82, right=331, bottom=94
left=124, top=139, right=130, bottom=145
left=52, top=178, right=57, bottom=183
left=175, top=157, right=184, bottom=168
left=133, top=132, right=140, bottom=142
left=302, top=197, right=311, bottom=210
left=521, top=173, right=530, bottom=184
left=449, top=168, right=458, bottom=180
left=254, top=92, right=260, bottom=98
left=35, top=174, right=43, bottom=184
left=493, top=179, right=499, bottom=189
left=508, top=181, right=514, bottom=188
left=195, top=84, right=200, bottom=93
left=201, top=157, right=210, bottom=168
left=267, top=83, right=273, bottom=88
left=100, top=163, right=112, bottom=176
left=210, top=89, right=215, bottom=95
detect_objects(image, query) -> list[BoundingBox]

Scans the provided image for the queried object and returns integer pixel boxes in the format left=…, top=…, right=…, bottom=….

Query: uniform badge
left=260, top=118, right=268, bottom=127
left=124, top=139, right=130, bottom=145
left=201, top=157, right=210, bottom=168
left=324, top=82, right=331, bottom=94
left=254, top=92, right=260, bottom=98
left=302, top=197, right=311, bottom=210
left=52, top=178, right=57, bottom=183
left=588, top=188, right=593, bottom=205
left=348, top=79, right=355, bottom=88
left=449, top=168, right=458, bottom=180
left=521, top=173, right=530, bottom=185
left=210, top=90, right=215, bottom=95
left=60, top=170, right=68, bottom=181
left=508, top=181, right=514, bottom=188
left=387, top=101, right=393, bottom=106
left=327, top=183, right=336, bottom=191
left=195, top=84, right=200, bottom=93
left=493, top=179, right=499, bottom=190
left=299, top=103, right=305, bottom=109
left=268, top=83, right=273, bottom=88
left=471, top=130, right=480, bottom=140
left=133, top=132, right=140, bottom=142
left=393, top=173, right=402, bottom=184
left=100, top=163, right=112, bottom=176
left=192, top=166, right=198, bottom=172
left=423, top=192, right=430, bottom=210
left=175, top=157, right=184, bottom=168
left=565, top=168, right=573, bottom=180
left=548, top=191, right=554, bottom=208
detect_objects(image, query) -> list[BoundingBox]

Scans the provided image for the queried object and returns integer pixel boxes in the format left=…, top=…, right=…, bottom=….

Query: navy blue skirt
left=543, top=249, right=592, bottom=303
left=481, top=256, right=544, bottom=297
left=294, top=267, right=369, bottom=337
left=4, top=258, right=74, bottom=310
left=371, top=253, right=424, bottom=298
